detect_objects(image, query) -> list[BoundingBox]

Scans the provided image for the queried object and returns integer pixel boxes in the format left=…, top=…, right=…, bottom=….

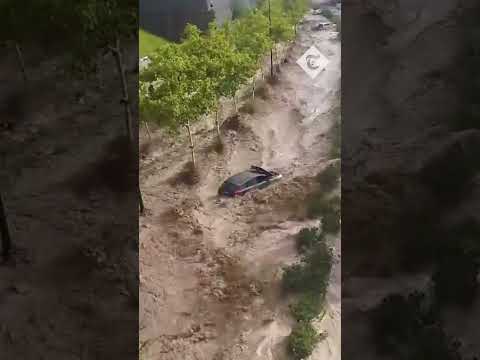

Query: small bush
left=290, top=293, right=323, bottom=322
left=307, top=195, right=340, bottom=234
left=283, top=243, right=332, bottom=295
left=307, top=194, right=330, bottom=218
left=283, top=263, right=308, bottom=292
left=288, top=322, right=321, bottom=360
left=316, top=162, right=340, bottom=192
left=296, top=227, right=324, bottom=253
left=322, top=202, right=340, bottom=234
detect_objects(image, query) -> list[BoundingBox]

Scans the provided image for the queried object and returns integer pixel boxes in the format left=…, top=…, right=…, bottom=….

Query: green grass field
left=139, top=29, right=170, bottom=57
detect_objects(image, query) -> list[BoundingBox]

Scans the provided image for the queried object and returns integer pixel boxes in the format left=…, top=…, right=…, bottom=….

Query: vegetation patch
left=283, top=242, right=332, bottom=295
left=290, top=292, right=324, bottom=323
left=296, top=227, right=324, bottom=254
left=288, top=322, right=323, bottom=360
left=307, top=194, right=340, bottom=229
left=315, top=161, right=340, bottom=193
left=284, top=124, right=341, bottom=358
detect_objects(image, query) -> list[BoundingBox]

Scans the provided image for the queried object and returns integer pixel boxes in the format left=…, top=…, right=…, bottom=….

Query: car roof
left=227, top=171, right=262, bottom=186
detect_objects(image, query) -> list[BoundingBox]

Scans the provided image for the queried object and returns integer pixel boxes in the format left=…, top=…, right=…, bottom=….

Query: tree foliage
left=266, top=0, right=296, bottom=43
left=139, top=0, right=309, bottom=170
left=139, top=0, right=308, bottom=131
left=283, top=0, right=309, bottom=26
left=140, top=40, right=215, bottom=130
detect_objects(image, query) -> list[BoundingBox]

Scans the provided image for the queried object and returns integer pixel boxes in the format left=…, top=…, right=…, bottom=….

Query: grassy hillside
left=139, top=29, right=170, bottom=57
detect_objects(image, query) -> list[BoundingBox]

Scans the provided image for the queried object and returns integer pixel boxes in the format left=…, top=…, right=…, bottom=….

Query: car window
left=256, top=175, right=267, bottom=183
left=245, top=176, right=266, bottom=187
left=244, top=178, right=258, bottom=187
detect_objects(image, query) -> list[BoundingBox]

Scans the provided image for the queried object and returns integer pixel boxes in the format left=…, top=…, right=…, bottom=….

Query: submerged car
left=218, top=166, right=282, bottom=197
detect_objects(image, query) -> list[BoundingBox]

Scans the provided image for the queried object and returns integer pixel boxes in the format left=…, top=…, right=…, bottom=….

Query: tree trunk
left=234, top=95, right=238, bottom=113
left=215, top=110, right=221, bottom=139
left=143, top=120, right=152, bottom=140
left=252, top=78, right=256, bottom=101
left=110, top=38, right=145, bottom=214
left=0, top=193, right=11, bottom=260
left=270, top=48, right=274, bottom=79
left=186, top=121, right=196, bottom=166
left=268, top=0, right=273, bottom=79
left=110, top=38, right=133, bottom=142
left=14, top=42, right=27, bottom=84
left=274, top=43, right=278, bottom=69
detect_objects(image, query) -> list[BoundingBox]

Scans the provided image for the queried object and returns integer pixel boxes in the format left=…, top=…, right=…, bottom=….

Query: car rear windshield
left=221, top=182, right=238, bottom=193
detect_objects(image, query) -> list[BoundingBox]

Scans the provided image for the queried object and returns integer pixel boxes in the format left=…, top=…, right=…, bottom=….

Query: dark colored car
left=218, top=166, right=283, bottom=197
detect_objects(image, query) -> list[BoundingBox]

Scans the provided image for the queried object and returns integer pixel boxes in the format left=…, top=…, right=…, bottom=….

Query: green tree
left=283, top=0, right=309, bottom=35
left=140, top=37, right=216, bottom=166
left=260, top=0, right=295, bottom=78
left=203, top=23, right=253, bottom=135
left=231, top=10, right=272, bottom=97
